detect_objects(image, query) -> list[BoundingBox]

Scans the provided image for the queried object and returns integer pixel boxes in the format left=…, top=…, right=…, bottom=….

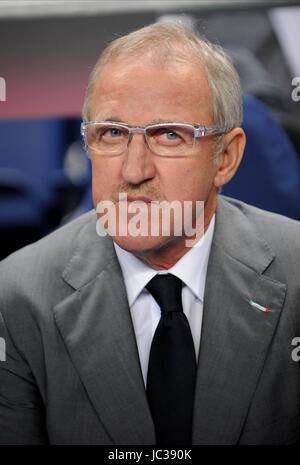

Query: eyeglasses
left=81, top=121, right=227, bottom=158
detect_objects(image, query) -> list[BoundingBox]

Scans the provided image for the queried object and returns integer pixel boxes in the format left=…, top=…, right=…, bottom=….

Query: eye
left=149, top=126, right=185, bottom=146
left=89, top=124, right=128, bottom=148
left=165, top=131, right=179, bottom=140
left=103, top=127, right=124, bottom=138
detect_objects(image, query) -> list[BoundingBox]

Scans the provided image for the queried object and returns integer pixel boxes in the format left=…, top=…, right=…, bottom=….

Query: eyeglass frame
left=80, top=120, right=228, bottom=158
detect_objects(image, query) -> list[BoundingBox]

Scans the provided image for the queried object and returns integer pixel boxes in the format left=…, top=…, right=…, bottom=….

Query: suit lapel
left=53, top=217, right=155, bottom=444
left=193, top=197, right=287, bottom=444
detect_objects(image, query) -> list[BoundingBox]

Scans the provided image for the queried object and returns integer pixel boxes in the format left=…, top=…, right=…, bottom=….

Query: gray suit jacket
left=1, top=196, right=300, bottom=445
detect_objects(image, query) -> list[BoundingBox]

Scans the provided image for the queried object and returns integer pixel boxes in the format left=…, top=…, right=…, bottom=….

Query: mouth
left=126, top=195, right=152, bottom=203
left=117, top=193, right=159, bottom=204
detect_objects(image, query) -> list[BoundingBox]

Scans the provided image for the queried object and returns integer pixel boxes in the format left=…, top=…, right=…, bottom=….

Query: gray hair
left=82, top=22, right=242, bottom=131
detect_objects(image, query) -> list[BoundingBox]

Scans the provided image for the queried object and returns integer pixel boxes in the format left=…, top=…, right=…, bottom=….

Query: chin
left=112, top=234, right=176, bottom=255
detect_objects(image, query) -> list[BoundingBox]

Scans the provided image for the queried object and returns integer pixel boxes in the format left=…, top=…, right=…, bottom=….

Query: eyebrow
left=103, top=117, right=126, bottom=123
left=96, top=117, right=189, bottom=125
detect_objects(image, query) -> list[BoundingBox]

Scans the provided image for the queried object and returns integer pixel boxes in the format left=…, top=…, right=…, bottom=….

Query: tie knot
left=146, top=274, right=183, bottom=315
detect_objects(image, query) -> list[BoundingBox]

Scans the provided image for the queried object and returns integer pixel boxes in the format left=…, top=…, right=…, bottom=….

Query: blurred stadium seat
left=0, top=117, right=89, bottom=259
left=222, top=95, right=300, bottom=220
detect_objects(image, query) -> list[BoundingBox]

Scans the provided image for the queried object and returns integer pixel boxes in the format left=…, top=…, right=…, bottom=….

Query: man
left=1, top=23, right=300, bottom=445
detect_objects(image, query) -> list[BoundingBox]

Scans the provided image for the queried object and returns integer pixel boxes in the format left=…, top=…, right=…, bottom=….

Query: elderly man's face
left=89, top=59, right=222, bottom=254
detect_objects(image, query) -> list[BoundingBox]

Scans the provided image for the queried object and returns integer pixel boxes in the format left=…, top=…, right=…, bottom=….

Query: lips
left=116, top=192, right=161, bottom=204
left=126, top=195, right=152, bottom=203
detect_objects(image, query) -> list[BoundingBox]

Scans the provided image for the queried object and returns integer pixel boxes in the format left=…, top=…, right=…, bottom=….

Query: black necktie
left=146, top=274, right=197, bottom=445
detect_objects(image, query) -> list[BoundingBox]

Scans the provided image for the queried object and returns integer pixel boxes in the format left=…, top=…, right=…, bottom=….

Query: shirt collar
left=114, top=214, right=215, bottom=306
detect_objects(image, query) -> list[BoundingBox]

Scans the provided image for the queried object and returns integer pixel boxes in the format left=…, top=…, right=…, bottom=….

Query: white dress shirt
left=114, top=215, right=215, bottom=386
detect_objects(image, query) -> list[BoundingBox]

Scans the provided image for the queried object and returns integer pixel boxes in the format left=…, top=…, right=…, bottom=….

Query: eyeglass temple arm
left=194, top=126, right=227, bottom=138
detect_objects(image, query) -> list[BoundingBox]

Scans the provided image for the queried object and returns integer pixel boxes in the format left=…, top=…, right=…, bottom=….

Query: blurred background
left=0, top=0, right=300, bottom=259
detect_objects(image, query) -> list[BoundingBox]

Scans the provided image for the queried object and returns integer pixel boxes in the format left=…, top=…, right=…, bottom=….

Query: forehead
left=89, top=59, right=213, bottom=124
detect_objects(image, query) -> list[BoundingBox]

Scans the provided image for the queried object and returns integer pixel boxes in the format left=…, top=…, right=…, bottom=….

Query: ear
left=213, top=127, right=246, bottom=188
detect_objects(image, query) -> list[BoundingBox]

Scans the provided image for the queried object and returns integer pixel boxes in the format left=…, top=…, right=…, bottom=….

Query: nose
left=121, top=133, right=156, bottom=185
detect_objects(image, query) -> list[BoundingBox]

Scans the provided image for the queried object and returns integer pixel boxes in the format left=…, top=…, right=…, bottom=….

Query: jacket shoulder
left=1, top=210, right=95, bottom=273
left=0, top=211, right=100, bottom=309
left=220, top=195, right=300, bottom=257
